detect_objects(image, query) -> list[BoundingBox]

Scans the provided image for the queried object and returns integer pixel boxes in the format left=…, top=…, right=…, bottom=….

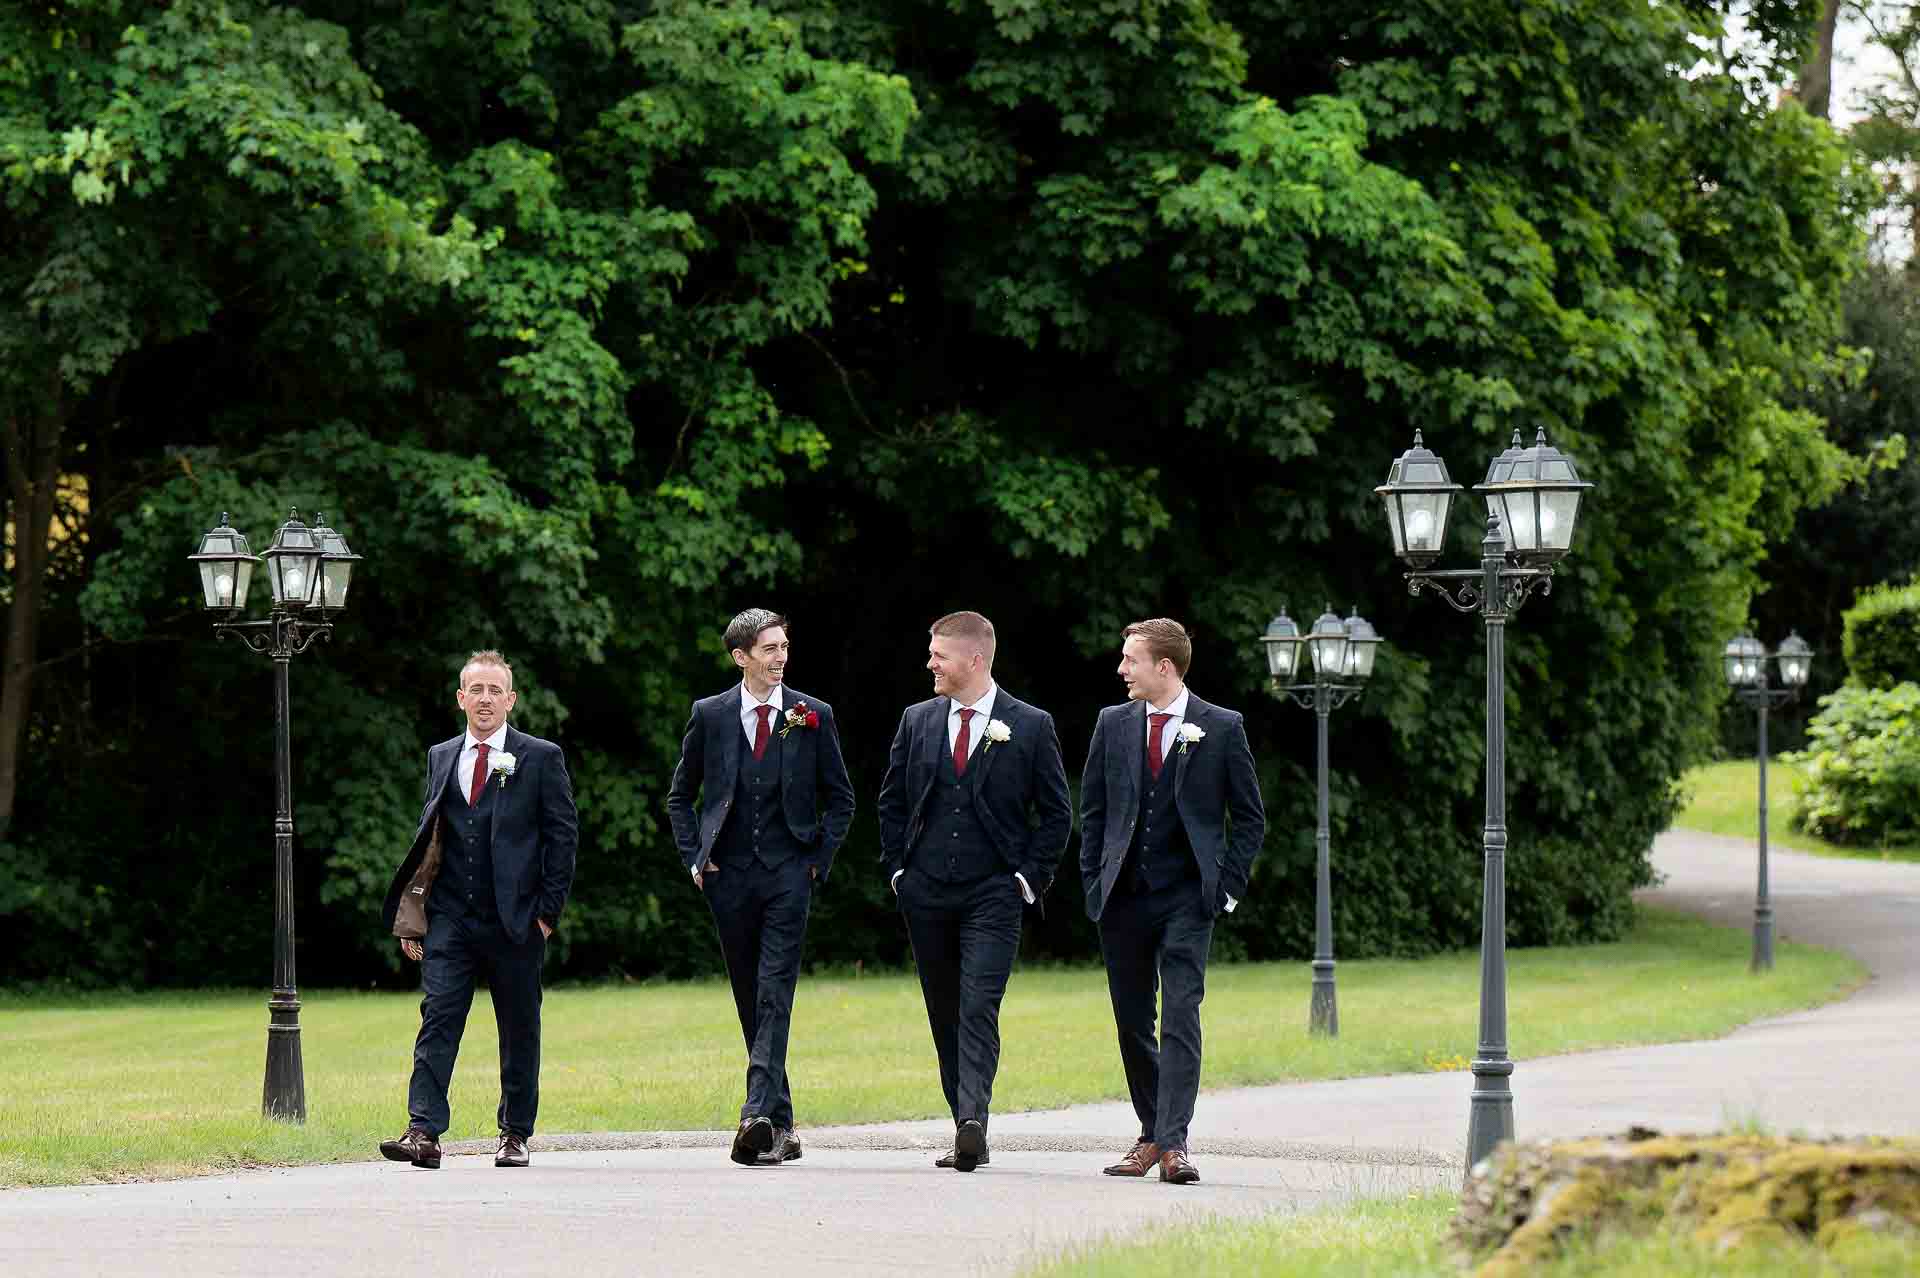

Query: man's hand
left=538, top=918, right=553, bottom=940
left=399, top=938, right=424, bottom=962
left=693, top=860, right=719, bottom=889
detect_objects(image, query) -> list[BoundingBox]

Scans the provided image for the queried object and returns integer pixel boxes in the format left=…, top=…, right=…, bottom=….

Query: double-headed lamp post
left=1722, top=631, right=1812, bottom=973
left=188, top=509, right=362, bottom=1123
left=1374, top=427, right=1593, bottom=1173
left=1260, top=604, right=1382, bottom=1037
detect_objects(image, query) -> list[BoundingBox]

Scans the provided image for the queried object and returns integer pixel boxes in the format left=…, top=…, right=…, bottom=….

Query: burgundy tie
left=1147, top=713, right=1172, bottom=780
left=954, top=707, right=975, bottom=777
left=469, top=742, right=491, bottom=806
left=753, top=704, right=772, bottom=761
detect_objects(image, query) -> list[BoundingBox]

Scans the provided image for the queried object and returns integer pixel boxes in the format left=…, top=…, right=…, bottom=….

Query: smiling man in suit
left=878, top=610, right=1072, bottom=1172
left=667, top=608, right=856, bottom=1167
left=378, top=649, right=578, bottom=1171
left=1080, top=618, right=1265, bottom=1185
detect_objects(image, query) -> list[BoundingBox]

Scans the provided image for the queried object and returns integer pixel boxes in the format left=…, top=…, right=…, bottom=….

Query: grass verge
left=1022, top=1191, right=1920, bottom=1277
left=1674, top=759, right=1920, bottom=864
left=0, top=907, right=1863, bottom=1187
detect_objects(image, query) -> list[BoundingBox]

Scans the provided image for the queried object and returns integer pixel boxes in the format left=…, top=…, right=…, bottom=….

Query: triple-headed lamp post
left=1374, top=428, right=1593, bottom=1173
left=1260, top=605, right=1382, bottom=1037
left=1722, top=631, right=1812, bottom=973
left=188, top=509, right=362, bottom=1122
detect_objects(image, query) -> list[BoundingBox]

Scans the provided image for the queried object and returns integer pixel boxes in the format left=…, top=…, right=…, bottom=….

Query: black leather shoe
left=758, top=1128, right=802, bottom=1164
left=732, top=1116, right=775, bottom=1166
left=934, top=1148, right=990, bottom=1168
left=495, top=1133, right=530, bottom=1168
left=952, top=1119, right=987, bottom=1173
left=379, top=1126, right=442, bottom=1170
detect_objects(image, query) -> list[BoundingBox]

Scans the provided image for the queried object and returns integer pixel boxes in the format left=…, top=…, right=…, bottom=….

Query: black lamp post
left=1375, top=428, right=1592, bottom=1173
left=1260, top=604, right=1382, bottom=1037
left=1722, top=630, right=1812, bottom=973
left=188, top=509, right=362, bottom=1122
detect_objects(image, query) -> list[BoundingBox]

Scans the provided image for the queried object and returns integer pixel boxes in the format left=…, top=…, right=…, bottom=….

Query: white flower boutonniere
left=492, top=751, right=518, bottom=789
left=1176, top=723, right=1206, bottom=755
left=981, top=719, right=1013, bottom=753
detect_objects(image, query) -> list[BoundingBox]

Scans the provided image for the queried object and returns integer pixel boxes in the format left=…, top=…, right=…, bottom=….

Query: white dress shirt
left=740, top=681, right=784, bottom=749
left=457, top=723, right=511, bottom=805
left=895, top=682, right=1033, bottom=903
left=1145, top=685, right=1235, bottom=912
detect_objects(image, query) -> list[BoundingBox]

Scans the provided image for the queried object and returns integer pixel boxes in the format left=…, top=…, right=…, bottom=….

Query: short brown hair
left=459, top=649, right=515, bottom=689
left=725, top=608, right=788, bottom=656
left=1123, top=618, right=1192, bottom=677
left=930, top=610, right=996, bottom=665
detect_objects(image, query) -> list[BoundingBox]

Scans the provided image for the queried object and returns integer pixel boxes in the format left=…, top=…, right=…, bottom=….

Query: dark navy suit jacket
left=1078, top=692, right=1266, bottom=921
left=381, top=725, right=579, bottom=943
left=664, top=685, right=857, bottom=881
left=876, top=688, right=1072, bottom=898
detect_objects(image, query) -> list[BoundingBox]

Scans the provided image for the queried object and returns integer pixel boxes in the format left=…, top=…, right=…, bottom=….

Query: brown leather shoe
left=1102, top=1139, right=1161, bottom=1177
left=1158, top=1148, right=1200, bottom=1185
left=495, top=1133, right=529, bottom=1168
left=758, top=1128, right=803, bottom=1164
left=379, top=1126, right=441, bottom=1170
left=731, top=1116, right=775, bottom=1166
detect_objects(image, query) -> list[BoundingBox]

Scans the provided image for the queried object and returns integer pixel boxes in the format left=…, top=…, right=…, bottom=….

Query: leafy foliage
left=1841, top=581, right=1920, bottom=687
left=1788, top=681, right=1920, bottom=845
left=0, top=0, right=1872, bottom=986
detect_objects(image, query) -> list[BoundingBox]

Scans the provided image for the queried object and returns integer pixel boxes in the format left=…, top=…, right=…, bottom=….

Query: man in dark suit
left=378, top=649, right=579, bottom=1170
left=1080, top=618, right=1265, bottom=1185
left=667, top=608, right=856, bottom=1166
left=878, top=610, right=1072, bottom=1172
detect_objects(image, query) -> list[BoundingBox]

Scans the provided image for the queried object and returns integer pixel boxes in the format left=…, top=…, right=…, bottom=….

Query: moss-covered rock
left=1452, top=1129, right=1920, bottom=1275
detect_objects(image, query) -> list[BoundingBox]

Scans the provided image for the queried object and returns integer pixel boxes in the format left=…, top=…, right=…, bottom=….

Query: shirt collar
left=952, top=681, right=998, bottom=722
left=741, top=681, right=784, bottom=715
left=465, top=723, right=510, bottom=752
left=1149, top=687, right=1190, bottom=720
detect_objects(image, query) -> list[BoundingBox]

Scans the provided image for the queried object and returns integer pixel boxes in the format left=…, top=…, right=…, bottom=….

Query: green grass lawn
left=1022, top=1190, right=1920, bottom=1277
left=0, top=908, right=1861, bottom=1187
left=1673, top=759, right=1920, bottom=864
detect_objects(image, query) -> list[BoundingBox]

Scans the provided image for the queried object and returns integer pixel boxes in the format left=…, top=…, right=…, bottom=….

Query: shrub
left=1787, top=682, right=1920, bottom=846
left=1842, top=582, right=1920, bottom=688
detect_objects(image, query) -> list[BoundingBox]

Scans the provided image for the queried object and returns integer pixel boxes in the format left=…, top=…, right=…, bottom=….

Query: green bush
left=1787, top=683, right=1920, bottom=846
left=1841, top=583, right=1920, bottom=688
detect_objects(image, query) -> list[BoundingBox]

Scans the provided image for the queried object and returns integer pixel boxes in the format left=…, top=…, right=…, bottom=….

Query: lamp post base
left=1309, top=961, right=1338, bottom=1037
left=1465, top=1062, right=1515, bottom=1173
left=263, top=992, right=306, bottom=1123
left=1751, top=910, right=1775, bottom=973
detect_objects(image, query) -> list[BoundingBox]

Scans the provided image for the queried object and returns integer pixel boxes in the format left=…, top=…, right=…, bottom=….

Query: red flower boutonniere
left=779, top=701, right=820, bottom=739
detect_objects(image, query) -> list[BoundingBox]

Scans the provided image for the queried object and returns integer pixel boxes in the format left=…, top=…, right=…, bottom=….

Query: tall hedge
left=1840, top=583, right=1920, bottom=689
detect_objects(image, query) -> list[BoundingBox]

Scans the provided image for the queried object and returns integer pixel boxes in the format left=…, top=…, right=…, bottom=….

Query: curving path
left=4, top=831, right=1915, bottom=1276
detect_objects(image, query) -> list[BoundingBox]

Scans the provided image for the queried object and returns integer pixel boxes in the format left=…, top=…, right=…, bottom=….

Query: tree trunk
left=0, top=389, right=66, bottom=842
left=1796, top=0, right=1843, bottom=120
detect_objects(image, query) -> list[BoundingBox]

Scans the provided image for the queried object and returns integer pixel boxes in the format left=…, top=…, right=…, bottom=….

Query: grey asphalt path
left=932, top=829, right=1920, bottom=1167
left=4, top=829, right=1914, bottom=1276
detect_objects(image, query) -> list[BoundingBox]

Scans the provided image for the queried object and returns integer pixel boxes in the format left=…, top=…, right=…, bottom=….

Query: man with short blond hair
left=878, top=611, right=1071, bottom=1172
left=379, top=650, right=578, bottom=1170
left=1080, top=618, right=1265, bottom=1185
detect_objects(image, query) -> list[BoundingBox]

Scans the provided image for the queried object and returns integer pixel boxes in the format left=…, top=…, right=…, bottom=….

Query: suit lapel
left=430, top=737, right=460, bottom=811
left=919, top=696, right=950, bottom=776
left=716, top=693, right=743, bottom=792
left=1174, top=694, right=1209, bottom=793
left=1118, top=700, right=1145, bottom=795
left=491, top=726, right=526, bottom=835
left=778, top=689, right=804, bottom=785
left=970, top=692, right=1014, bottom=790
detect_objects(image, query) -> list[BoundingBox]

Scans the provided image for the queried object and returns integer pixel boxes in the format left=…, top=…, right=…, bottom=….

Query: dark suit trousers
left=408, top=909, right=546, bottom=1138
left=704, top=857, right=812, bottom=1128
left=899, top=870, right=1024, bottom=1128
left=1098, top=877, right=1214, bottom=1151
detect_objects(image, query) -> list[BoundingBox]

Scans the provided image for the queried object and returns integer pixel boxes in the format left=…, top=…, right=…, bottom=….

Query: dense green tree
left=0, top=1, right=1870, bottom=986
